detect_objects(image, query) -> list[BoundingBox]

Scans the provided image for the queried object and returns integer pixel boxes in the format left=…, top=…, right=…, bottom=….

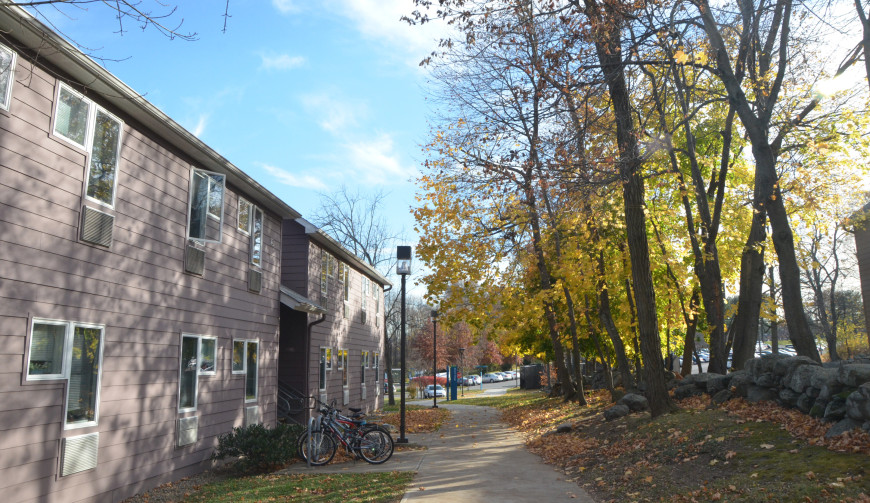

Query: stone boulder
left=745, top=354, right=790, bottom=377
left=729, top=371, right=754, bottom=397
left=778, top=388, right=801, bottom=407
left=810, top=367, right=839, bottom=390
left=747, top=385, right=778, bottom=403
left=838, top=364, right=870, bottom=387
left=674, top=384, right=705, bottom=400
left=825, top=418, right=863, bottom=439
left=846, top=383, right=870, bottom=421
left=824, top=396, right=849, bottom=421
left=796, top=393, right=814, bottom=414
left=754, top=373, right=779, bottom=388
left=712, top=389, right=734, bottom=405
left=785, top=365, right=827, bottom=394
left=555, top=422, right=573, bottom=433
left=618, top=393, right=649, bottom=412
left=685, top=373, right=724, bottom=390
left=604, top=404, right=630, bottom=422
left=707, top=374, right=731, bottom=394
left=773, top=356, right=820, bottom=378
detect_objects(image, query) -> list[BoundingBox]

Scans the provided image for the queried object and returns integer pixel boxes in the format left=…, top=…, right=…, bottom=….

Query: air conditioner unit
left=80, top=206, right=114, bottom=247
left=61, top=433, right=99, bottom=477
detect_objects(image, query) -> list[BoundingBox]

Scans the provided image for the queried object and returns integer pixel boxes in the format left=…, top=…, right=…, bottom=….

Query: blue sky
left=36, top=0, right=444, bottom=260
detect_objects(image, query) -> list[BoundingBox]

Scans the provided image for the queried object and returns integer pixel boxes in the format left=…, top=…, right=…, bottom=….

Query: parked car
left=482, top=373, right=502, bottom=383
left=423, top=384, right=446, bottom=398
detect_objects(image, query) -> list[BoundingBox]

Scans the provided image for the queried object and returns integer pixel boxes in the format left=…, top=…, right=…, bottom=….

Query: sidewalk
left=280, top=393, right=595, bottom=502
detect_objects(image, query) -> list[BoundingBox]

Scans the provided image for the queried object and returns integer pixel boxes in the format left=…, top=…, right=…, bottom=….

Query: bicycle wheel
left=358, top=427, right=394, bottom=464
left=298, top=430, right=337, bottom=466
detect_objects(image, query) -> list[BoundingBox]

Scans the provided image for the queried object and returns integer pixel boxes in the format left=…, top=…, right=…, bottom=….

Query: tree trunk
left=597, top=251, right=635, bottom=391
left=730, top=207, right=767, bottom=371
left=588, top=11, right=671, bottom=416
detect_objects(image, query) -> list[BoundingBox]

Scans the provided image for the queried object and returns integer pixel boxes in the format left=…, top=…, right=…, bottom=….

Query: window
left=54, top=83, right=91, bottom=148
left=374, top=283, right=380, bottom=328
left=319, top=347, right=330, bottom=391
left=337, top=262, right=345, bottom=282
left=250, top=206, right=263, bottom=266
left=187, top=168, right=226, bottom=243
left=0, top=43, right=16, bottom=111
left=178, top=335, right=216, bottom=412
left=237, top=198, right=251, bottom=234
left=27, top=319, right=105, bottom=429
left=361, top=351, right=369, bottom=382
left=374, top=352, right=380, bottom=386
left=52, top=83, right=125, bottom=208
left=343, top=267, right=350, bottom=319
left=320, top=250, right=329, bottom=309
left=86, top=109, right=122, bottom=207
left=328, top=254, right=336, bottom=278
left=339, top=349, right=348, bottom=387
left=232, top=339, right=259, bottom=401
left=27, top=320, right=67, bottom=379
left=361, top=276, right=368, bottom=324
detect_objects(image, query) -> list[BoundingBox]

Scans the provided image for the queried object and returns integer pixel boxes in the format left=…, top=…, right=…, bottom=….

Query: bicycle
left=298, top=401, right=394, bottom=466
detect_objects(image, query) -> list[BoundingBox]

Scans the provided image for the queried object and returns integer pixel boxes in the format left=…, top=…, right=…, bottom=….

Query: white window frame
left=231, top=338, right=259, bottom=402
left=250, top=205, right=264, bottom=267
left=0, top=43, right=16, bottom=112
left=186, top=167, right=226, bottom=243
left=178, top=334, right=202, bottom=412
left=199, top=336, right=217, bottom=376
left=237, top=197, right=252, bottom=234
left=339, top=349, right=348, bottom=388
left=52, top=82, right=93, bottom=150
left=361, top=350, right=369, bottom=382
left=26, top=318, right=106, bottom=430
left=319, top=347, right=331, bottom=391
left=52, top=82, right=125, bottom=209
left=361, top=276, right=368, bottom=323
left=374, top=352, right=380, bottom=386
left=26, top=318, right=68, bottom=380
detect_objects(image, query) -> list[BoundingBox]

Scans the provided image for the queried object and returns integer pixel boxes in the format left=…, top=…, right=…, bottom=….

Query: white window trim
left=250, top=205, right=263, bottom=267
left=52, top=82, right=93, bottom=151
left=237, top=197, right=252, bottom=235
left=178, top=334, right=201, bottom=413
left=340, top=349, right=348, bottom=388
left=231, top=338, right=259, bottom=402
left=84, top=107, right=124, bottom=209
left=0, top=43, right=16, bottom=112
left=61, top=321, right=105, bottom=431
left=199, top=336, right=218, bottom=376
left=52, top=82, right=125, bottom=209
left=323, top=346, right=333, bottom=371
left=186, top=167, right=226, bottom=244
left=25, top=318, right=68, bottom=381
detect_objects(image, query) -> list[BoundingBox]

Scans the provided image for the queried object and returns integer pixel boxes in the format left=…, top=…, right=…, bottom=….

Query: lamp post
left=459, top=347, right=465, bottom=397
left=431, top=309, right=438, bottom=408
left=396, top=246, right=411, bottom=444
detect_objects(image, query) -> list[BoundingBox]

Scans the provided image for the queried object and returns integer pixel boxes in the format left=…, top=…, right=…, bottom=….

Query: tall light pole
left=396, top=246, right=411, bottom=444
left=431, top=309, right=438, bottom=408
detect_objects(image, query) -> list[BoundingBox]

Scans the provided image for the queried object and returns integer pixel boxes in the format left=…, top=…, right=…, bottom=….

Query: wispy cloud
left=260, top=53, right=306, bottom=71
left=340, top=133, right=418, bottom=185
left=192, top=114, right=208, bottom=137
left=261, top=163, right=328, bottom=191
left=300, top=93, right=367, bottom=133
left=272, top=0, right=301, bottom=14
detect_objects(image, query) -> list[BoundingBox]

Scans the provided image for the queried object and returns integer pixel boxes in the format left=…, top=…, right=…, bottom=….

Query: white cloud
left=260, top=53, right=306, bottom=71
left=272, top=0, right=301, bottom=14
left=301, top=93, right=367, bottom=133
left=192, top=114, right=208, bottom=137
left=262, top=163, right=329, bottom=191
left=340, top=133, right=418, bottom=185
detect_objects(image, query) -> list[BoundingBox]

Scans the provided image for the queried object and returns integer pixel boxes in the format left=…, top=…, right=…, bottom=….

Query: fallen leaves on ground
left=380, top=407, right=451, bottom=433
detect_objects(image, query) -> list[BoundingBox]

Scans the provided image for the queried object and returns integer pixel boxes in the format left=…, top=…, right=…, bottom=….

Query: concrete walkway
left=280, top=394, right=595, bottom=502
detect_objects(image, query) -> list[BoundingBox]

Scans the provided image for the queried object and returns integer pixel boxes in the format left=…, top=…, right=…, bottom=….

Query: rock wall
left=672, top=355, right=870, bottom=438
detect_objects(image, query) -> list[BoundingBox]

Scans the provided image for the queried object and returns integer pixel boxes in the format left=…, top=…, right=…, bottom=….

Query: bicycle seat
left=348, top=407, right=362, bottom=413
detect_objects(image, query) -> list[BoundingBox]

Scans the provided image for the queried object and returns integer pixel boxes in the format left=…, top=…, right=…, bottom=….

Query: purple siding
left=0, top=48, right=283, bottom=502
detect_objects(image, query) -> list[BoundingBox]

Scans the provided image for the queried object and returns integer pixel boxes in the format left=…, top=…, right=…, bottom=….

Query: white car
left=423, top=385, right=446, bottom=398
left=482, top=373, right=502, bottom=383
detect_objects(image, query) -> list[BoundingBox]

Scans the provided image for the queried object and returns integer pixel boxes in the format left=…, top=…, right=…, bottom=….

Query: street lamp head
left=396, top=246, right=412, bottom=275
left=430, top=309, right=438, bottom=320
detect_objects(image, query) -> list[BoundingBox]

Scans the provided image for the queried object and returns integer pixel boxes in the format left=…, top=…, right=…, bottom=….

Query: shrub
left=212, top=423, right=303, bottom=473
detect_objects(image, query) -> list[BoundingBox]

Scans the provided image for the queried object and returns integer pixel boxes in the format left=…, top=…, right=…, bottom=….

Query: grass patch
left=180, top=471, right=415, bottom=502
left=483, top=389, right=870, bottom=502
